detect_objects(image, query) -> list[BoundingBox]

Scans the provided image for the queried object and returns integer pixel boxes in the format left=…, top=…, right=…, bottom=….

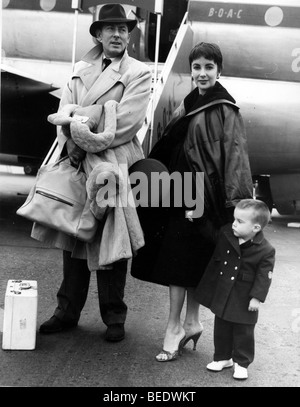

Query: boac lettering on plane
left=208, top=7, right=243, bottom=19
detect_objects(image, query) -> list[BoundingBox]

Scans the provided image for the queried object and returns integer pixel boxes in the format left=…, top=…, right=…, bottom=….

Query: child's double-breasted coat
left=195, top=223, right=276, bottom=325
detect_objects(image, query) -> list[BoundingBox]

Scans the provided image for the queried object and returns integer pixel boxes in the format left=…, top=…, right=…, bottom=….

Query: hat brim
left=90, top=19, right=137, bottom=37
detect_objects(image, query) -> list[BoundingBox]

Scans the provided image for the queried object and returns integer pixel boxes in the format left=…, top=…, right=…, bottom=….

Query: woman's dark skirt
left=131, top=206, right=216, bottom=288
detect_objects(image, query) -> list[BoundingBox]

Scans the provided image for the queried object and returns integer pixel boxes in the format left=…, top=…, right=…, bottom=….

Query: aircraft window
left=40, top=0, right=56, bottom=12
left=2, top=0, right=10, bottom=8
left=265, top=6, right=284, bottom=27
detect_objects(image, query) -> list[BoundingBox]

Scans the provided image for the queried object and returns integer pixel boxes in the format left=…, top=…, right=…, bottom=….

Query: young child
left=194, top=199, right=275, bottom=380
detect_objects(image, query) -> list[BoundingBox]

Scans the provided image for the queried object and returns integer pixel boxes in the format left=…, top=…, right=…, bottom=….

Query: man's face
left=96, top=23, right=130, bottom=58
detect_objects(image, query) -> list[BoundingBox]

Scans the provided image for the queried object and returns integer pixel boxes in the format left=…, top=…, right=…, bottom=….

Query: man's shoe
left=105, top=323, right=125, bottom=342
left=233, top=363, right=248, bottom=380
left=39, top=315, right=77, bottom=334
left=207, top=359, right=234, bottom=372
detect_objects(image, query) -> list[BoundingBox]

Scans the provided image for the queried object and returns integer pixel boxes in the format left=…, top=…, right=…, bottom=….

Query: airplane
left=1, top=1, right=86, bottom=174
left=138, top=0, right=300, bottom=215
left=1, top=0, right=300, bottom=216
left=1, top=0, right=181, bottom=174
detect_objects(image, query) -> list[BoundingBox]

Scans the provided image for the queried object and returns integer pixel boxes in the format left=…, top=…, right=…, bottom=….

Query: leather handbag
left=16, top=156, right=98, bottom=242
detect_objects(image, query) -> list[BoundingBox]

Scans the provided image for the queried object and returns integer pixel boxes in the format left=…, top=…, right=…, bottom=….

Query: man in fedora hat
left=38, top=4, right=151, bottom=342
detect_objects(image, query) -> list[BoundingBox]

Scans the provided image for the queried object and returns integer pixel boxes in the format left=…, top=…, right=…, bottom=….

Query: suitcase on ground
left=2, top=280, right=38, bottom=350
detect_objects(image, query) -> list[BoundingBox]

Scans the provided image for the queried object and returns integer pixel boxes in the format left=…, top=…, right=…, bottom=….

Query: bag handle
left=55, top=155, right=69, bottom=165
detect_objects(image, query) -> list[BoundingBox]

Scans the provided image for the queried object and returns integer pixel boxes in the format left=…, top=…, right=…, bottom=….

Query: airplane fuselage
left=1, top=0, right=300, bottom=213
left=147, top=0, right=300, bottom=214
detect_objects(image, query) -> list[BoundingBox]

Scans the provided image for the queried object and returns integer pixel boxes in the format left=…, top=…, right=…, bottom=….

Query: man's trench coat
left=31, top=45, right=152, bottom=270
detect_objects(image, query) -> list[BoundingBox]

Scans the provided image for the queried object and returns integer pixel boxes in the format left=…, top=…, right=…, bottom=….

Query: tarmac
left=0, top=166, right=299, bottom=391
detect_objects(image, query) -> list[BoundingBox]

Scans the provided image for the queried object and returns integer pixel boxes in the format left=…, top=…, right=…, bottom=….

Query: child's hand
left=248, top=298, right=260, bottom=312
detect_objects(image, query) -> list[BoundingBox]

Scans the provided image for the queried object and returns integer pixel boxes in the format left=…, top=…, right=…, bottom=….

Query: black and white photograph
left=1, top=0, right=299, bottom=393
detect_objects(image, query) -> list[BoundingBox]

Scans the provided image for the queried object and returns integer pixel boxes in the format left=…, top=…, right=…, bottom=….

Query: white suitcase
left=2, top=280, right=38, bottom=350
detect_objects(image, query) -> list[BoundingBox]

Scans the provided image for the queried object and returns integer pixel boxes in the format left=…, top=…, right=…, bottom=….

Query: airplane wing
left=1, top=63, right=59, bottom=100
left=1, top=64, right=60, bottom=174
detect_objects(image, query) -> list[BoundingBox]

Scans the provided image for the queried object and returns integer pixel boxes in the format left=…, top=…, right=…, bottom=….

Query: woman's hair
left=189, top=42, right=223, bottom=72
left=236, top=199, right=271, bottom=229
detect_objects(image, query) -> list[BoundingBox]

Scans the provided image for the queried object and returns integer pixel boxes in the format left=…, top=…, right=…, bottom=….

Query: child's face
left=232, top=207, right=260, bottom=241
left=191, top=56, right=219, bottom=95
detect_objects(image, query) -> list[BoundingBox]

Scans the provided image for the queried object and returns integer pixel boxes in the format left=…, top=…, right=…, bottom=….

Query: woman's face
left=191, top=56, right=219, bottom=95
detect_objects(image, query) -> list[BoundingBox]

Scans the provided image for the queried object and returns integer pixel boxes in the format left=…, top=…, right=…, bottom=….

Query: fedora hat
left=90, top=4, right=137, bottom=37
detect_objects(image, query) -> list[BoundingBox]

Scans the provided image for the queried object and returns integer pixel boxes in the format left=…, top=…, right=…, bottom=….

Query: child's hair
left=236, top=199, right=271, bottom=229
left=189, top=42, right=223, bottom=72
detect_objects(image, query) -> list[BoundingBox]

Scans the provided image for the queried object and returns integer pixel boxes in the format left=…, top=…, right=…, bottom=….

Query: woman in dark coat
left=131, top=42, right=253, bottom=361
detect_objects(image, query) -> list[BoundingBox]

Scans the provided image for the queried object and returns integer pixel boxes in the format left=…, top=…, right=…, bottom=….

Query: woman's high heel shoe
left=155, top=335, right=186, bottom=362
left=182, top=331, right=202, bottom=351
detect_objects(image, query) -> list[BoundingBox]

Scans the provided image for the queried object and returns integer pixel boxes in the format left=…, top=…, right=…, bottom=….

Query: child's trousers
left=213, top=315, right=255, bottom=368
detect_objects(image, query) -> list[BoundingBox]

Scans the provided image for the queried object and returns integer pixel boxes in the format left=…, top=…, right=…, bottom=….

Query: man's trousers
left=54, top=250, right=128, bottom=327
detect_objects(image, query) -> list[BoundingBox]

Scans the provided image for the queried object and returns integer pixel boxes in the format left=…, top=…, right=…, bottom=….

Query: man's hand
left=248, top=297, right=260, bottom=312
left=66, top=138, right=86, bottom=167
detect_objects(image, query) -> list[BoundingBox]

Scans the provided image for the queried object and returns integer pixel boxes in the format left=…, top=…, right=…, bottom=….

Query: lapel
left=75, top=45, right=124, bottom=107
left=223, top=224, right=241, bottom=256
left=81, top=62, right=122, bottom=107
left=223, top=225, right=265, bottom=256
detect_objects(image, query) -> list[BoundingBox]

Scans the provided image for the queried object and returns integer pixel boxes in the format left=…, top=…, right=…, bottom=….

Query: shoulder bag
left=16, top=156, right=98, bottom=242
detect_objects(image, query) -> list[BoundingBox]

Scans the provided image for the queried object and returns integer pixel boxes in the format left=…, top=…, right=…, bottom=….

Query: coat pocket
left=241, top=272, right=255, bottom=282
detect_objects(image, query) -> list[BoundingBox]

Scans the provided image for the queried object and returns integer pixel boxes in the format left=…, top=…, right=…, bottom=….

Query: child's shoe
left=233, top=363, right=248, bottom=380
left=206, top=359, right=233, bottom=371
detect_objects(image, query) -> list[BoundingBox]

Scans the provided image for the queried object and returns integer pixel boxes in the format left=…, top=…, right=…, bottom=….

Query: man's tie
left=103, top=58, right=112, bottom=71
